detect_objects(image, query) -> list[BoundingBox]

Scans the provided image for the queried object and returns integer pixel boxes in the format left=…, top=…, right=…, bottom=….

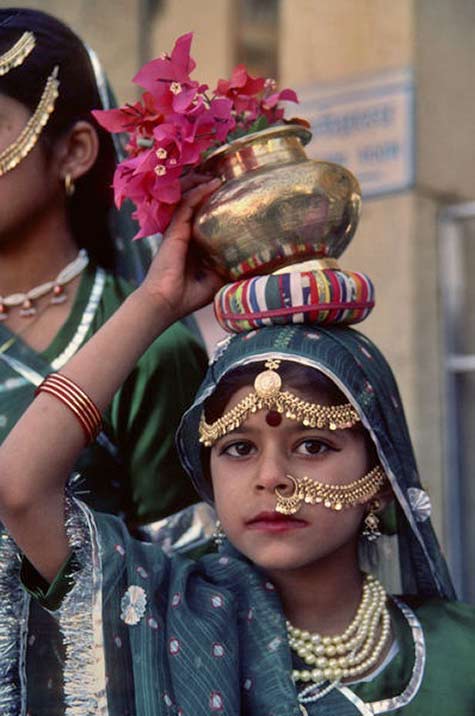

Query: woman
left=0, top=11, right=208, bottom=714
left=0, top=8, right=207, bottom=526
left=0, top=178, right=473, bottom=715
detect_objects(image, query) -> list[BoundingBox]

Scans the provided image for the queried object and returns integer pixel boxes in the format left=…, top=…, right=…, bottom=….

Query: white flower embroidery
left=120, top=585, right=147, bottom=625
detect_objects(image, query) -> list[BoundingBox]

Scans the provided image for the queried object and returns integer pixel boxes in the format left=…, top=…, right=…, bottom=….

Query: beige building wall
left=149, top=0, right=237, bottom=89
left=4, top=0, right=142, bottom=102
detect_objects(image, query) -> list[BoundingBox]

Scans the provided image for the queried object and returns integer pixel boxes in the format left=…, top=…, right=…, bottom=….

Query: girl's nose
left=255, top=459, right=294, bottom=495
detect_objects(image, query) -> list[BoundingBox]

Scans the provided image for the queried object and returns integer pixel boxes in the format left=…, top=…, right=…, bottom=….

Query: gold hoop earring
left=275, top=474, right=302, bottom=515
left=64, top=173, right=75, bottom=197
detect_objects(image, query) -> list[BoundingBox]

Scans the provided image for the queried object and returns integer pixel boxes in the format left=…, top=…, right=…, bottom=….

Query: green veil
left=177, top=323, right=455, bottom=600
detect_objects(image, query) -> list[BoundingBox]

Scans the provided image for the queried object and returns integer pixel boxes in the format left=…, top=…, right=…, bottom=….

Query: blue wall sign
left=297, top=68, right=415, bottom=198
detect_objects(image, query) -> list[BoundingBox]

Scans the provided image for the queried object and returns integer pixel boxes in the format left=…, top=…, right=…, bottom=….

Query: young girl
left=0, top=178, right=473, bottom=716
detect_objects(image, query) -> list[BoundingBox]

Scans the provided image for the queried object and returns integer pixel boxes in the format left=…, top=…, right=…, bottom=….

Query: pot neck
left=207, top=134, right=308, bottom=181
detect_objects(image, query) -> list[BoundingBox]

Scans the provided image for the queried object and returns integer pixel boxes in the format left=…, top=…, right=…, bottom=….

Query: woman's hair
left=0, top=8, right=116, bottom=269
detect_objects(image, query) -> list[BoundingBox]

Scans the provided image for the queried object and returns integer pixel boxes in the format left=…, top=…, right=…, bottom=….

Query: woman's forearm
left=0, top=177, right=223, bottom=581
left=0, top=288, right=174, bottom=579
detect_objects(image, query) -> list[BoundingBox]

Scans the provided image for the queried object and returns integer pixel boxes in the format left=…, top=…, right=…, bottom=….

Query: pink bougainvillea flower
left=97, top=33, right=302, bottom=238
left=259, top=88, right=299, bottom=123
left=263, top=88, right=299, bottom=108
left=209, top=97, right=235, bottom=141
left=93, top=93, right=163, bottom=137
left=216, top=64, right=265, bottom=101
left=132, top=198, right=177, bottom=239
left=215, top=64, right=266, bottom=121
left=134, top=32, right=197, bottom=96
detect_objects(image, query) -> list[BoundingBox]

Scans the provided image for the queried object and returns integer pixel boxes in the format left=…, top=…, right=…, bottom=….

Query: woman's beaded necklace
left=287, top=574, right=391, bottom=705
left=0, top=249, right=89, bottom=319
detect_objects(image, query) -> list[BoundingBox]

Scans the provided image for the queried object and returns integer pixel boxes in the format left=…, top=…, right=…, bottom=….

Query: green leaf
left=248, top=115, right=270, bottom=133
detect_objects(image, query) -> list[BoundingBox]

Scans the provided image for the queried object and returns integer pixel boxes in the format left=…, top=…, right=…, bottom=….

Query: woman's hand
left=140, top=175, right=225, bottom=324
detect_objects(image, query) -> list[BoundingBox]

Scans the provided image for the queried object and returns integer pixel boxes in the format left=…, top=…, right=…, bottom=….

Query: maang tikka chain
left=199, top=358, right=360, bottom=447
left=275, top=467, right=386, bottom=515
left=0, top=31, right=36, bottom=76
left=0, top=65, right=60, bottom=176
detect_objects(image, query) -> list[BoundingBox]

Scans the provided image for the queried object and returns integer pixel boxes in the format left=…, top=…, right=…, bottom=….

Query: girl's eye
left=295, top=439, right=332, bottom=456
left=220, top=440, right=255, bottom=457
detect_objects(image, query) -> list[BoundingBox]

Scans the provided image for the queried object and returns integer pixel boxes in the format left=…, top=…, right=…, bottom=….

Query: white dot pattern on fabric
left=209, top=691, right=224, bottom=710
left=212, top=642, right=225, bottom=657
left=171, top=592, right=182, bottom=607
left=169, top=637, right=180, bottom=655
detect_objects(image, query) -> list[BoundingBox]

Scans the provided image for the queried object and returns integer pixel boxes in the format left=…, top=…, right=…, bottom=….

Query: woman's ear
left=375, top=482, right=394, bottom=513
left=56, top=120, right=100, bottom=185
left=368, top=482, right=397, bottom=536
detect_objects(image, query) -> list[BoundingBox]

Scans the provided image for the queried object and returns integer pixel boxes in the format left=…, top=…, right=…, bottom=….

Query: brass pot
left=193, top=124, right=361, bottom=281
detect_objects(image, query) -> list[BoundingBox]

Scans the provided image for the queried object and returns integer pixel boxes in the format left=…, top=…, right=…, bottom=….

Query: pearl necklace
left=0, top=249, right=89, bottom=319
left=287, top=574, right=391, bottom=702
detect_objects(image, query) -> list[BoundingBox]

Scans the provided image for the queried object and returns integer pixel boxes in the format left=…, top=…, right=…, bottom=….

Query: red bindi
left=265, top=410, right=282, bottom=427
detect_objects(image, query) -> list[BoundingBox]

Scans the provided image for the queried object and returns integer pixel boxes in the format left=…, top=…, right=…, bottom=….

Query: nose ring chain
left=274, top=466, right=386, bottom=515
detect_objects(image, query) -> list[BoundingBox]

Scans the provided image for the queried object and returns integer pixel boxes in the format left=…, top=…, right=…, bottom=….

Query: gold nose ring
left=275, top=474, right=303, bottom=515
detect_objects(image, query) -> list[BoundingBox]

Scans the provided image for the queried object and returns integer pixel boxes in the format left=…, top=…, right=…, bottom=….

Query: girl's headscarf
left=177, top=323, right=455, bottom=600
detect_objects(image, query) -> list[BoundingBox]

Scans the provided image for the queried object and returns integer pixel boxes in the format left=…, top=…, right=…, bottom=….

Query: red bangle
left=36, top=373, right=102, bottom=445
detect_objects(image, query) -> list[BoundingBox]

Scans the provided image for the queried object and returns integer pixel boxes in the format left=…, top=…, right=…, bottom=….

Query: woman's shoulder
left=403, top=595, right=475, bottom=624
left=399, top=595, right=475, bottom=656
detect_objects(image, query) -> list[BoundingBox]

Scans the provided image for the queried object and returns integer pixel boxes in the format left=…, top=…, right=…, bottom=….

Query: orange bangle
left=36, top=373, right=102, bottom=445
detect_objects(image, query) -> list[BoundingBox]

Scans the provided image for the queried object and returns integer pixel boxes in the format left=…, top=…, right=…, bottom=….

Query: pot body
left=193, top=124, right=361, bottom=281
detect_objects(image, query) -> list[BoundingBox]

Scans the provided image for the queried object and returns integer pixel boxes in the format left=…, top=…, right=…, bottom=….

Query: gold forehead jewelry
left=0, top=31, right=36, bottom=76
left=199, top=359, right=360, bottom=447
left=274, top=466, right=386, bottom=515
left=0, top=65, right=59, bottom=177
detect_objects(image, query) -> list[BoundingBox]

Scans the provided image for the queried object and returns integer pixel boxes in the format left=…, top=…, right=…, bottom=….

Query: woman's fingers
left=165, top=177, right=221, bottom=240
left=180, top=171, right=216, bottom=192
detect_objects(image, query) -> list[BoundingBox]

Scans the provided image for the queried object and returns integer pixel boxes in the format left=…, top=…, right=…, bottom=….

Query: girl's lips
left=245, top=511, right=308, bottom=532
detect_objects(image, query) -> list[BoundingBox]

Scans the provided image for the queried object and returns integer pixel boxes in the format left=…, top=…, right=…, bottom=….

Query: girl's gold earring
left=64, top=173, right=75, bottom=197
left=362, top=499, right=382, bottom=542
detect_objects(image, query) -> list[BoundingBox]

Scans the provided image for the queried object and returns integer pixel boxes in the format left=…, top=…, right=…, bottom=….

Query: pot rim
left=201, top=123, right=312, bottom=165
